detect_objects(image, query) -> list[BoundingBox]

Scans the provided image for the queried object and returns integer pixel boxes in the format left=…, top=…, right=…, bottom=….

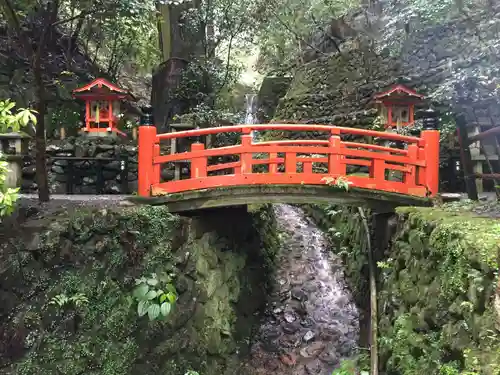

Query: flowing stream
left=244, top=93, right=260, bottom=143
left=244, top=93, right=257, bottom=125
left=244, top=204, right=359, bottom=375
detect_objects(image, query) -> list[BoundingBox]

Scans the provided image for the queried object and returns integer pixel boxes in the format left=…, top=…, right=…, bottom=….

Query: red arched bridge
left=135, top=124, right=439, bottom=212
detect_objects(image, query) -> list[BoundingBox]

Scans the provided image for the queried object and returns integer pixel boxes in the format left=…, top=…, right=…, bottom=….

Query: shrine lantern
left=373, top=84, right=424, bottom=130
left=72, top=78, right=136, bottom=137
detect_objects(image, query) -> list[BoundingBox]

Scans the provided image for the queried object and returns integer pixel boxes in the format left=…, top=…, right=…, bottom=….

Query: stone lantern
left=0, top=132, right=31, bottom=188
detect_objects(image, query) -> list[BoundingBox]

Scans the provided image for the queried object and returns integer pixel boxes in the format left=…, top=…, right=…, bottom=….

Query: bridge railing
left=137, top=124, right=439, bottom=198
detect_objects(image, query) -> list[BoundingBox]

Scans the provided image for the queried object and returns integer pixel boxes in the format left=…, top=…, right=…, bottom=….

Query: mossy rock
left=1, top=204, right=280, bottom=375
left=302, top=202, right=500, bottom=374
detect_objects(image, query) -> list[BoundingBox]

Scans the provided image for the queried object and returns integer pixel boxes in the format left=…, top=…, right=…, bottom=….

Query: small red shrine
left=72, top=78, right=136, bottom=137
left=373, top=84, right=424, bottom=130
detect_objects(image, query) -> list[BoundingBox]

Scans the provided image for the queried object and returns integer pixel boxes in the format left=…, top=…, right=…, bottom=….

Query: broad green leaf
left=147, top=278, right=158, bottom=286
left=147, top=303, right=160, bottom=320
left=22, top=111, right=30, bottom=126
left=145, top=290, right=157, bottom=300
left=166, top=292, right=177, bottom=303
left=160, top=302, right=171, bottom=316
left=138, top=300, right=149, bottom=317
left=159, top=293, right=168, bottom=303
left=165, top=283, right=177, bottom=294
left=29, top=113, right=37, bottom=125
left=133, top=283, right=149, bottom=299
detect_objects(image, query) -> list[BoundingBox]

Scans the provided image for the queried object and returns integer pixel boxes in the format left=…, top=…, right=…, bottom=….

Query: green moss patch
left=0, top=204, right=280, bottom=375
left=303, top=204, right=500, bottom=375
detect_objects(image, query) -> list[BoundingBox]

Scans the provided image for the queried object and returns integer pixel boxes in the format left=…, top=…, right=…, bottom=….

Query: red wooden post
left=370, top=159, right=386, bottom=181
left=138, top=125, right=157, bottom=197
left=421, top=130, right=440, bottom=196
left=153, top=144, right=160, bottom=185
left=190, top=142, right=207, bottom=178
left=240, top=128, right=253, bottom=174
left=285, top=152, right=297, bottom=173
left=269, top=152, right=278, bottom=173
left=404, top=143, right=418, bottom=187
left=328, top=129, right=346, bottom=176
left=303, top=161, right=313, bottom=174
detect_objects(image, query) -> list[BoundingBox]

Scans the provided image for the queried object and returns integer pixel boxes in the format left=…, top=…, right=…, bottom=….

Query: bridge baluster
left=153, top=144, right=160, bottom=185
left=303, top=161, right=313, bottom=174
left=404, top=144, right=418, bottom=188
left=269, top=152, right=278, bottom=174
left=190, top=142, right=207, bottom=178
left=285, top=152, right=297, bottom=173
left=240, top=128, right=253, bottom=174
left=328, top=129, right=346, bottom=176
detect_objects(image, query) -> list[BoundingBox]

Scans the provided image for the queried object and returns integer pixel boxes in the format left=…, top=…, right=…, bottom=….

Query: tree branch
left=266, top=0, right=328, bottom=57
left=51, top=7, right=116, bottom=26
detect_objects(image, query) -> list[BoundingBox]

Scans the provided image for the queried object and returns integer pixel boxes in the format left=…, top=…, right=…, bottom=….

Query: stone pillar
left=0, top=133, right=31, bottom=189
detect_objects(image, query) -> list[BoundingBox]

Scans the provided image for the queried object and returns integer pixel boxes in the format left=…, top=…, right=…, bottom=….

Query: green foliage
left=184, top=371, right=200, bottom=375
left=0, top=99, right=36, bottom=133
left=49, top=292, right=89, bottom=308
left=330, top=359, right=357, bottom=375
left=0, top=99, right=36, bottom=220
left=9, top=206, right=181, bottom=374
left=0, top=159, right=19, bottom=218
left=322, top=175, right=352, bottom=191
left=254, top=0, right=359, bottom=73
left=132, top=272, right=178, bottom=321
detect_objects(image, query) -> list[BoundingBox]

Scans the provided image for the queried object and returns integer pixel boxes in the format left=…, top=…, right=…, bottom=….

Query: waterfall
left=244, top=93, right=258, bottom=142
left=244, top=93, right=257, bottom=125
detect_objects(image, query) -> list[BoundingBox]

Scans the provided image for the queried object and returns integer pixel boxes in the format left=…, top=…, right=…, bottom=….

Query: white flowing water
left=244, top=93, right=259, bottom=142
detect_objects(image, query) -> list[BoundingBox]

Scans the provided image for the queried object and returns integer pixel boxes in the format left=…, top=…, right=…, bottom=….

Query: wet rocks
left=291, top=288, right=308, bottom=302
left=304, top=359, right=323, bottom=374
left=244, top=204, right=359, bottom=375
left=303, top=330, right=315, bottom=343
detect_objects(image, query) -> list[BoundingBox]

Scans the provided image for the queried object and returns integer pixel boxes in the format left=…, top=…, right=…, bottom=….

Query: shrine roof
left=73, top=78, right=136, bottom=101
left=373, top=84, right=424, bottom=101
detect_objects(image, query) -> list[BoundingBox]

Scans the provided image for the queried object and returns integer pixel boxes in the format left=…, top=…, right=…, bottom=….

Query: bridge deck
left=128, top=184, right=431, bottom=213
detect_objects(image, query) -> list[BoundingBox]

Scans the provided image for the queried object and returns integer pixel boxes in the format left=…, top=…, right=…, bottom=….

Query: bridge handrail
left=138, top=123, right=439, bottom=199
left=154, top=124, right=422, bottom=144
left=257, top=140, right=410, bottom=155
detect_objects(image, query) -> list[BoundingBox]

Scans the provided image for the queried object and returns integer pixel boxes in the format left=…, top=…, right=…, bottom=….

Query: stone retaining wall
left=21, top=136, right=139, bottom=194
left=0, top=204, right=279, bottom=375
left=303, top=203, right=500, bottom=374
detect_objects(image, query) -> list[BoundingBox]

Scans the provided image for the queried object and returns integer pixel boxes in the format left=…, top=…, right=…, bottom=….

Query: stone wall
left=0, top=204, right=279, bottom=375
left=303, top=203, right=500, bottom=374
left=276, top=4, right=500, bottom=125
left=21, top=136, right=139, bottom=194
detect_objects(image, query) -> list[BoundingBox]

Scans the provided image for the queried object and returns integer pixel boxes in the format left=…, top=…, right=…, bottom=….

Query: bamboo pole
left=357, top=207, right=378, bottom=375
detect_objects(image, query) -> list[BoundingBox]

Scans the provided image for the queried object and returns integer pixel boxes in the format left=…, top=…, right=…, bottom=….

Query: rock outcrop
left=276, top=3, right=500, bottom=129
left=304, top=202, right=500, bottom=374
left=0, top=203, right=279, bottom=375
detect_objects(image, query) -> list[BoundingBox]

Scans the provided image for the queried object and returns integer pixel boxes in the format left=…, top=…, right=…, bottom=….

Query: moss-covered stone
left=303, top=203, right=500, bottom=375
left=0, top=204, right=280, bottom=375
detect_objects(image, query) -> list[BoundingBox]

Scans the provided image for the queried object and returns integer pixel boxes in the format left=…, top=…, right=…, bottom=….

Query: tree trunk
left=153, top=1, right=205, bottom=129
left=33, top=51, right=50, bottom=202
